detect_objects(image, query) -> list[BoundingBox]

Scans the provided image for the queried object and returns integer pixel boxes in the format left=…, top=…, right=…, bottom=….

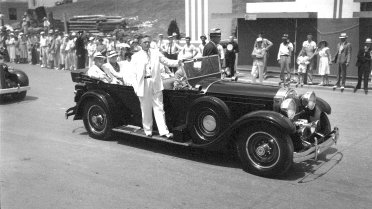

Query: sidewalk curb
left=236, top=76, right=371, bottom=95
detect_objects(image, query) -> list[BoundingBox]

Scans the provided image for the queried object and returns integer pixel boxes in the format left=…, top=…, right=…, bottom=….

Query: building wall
left=208, top=0, right=233, bottom=39
left=28, top=0, right=78, bottom=9
left=245, top=0, right=360, bottom=18
left=0, top=1, right=29, bottom=25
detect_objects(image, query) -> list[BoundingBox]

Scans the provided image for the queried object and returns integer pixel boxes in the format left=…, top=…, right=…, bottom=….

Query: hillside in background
left=48, top=0, right=185, bottom=37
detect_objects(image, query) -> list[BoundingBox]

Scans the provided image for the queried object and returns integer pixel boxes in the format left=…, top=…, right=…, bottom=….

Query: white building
left=28, top=0, right=78, bottom=9
left=185, top=0, right=372, bottom=76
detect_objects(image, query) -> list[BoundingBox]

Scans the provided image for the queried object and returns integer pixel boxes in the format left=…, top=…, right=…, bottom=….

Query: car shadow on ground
left=279, top=147, right=342, bottom=182
left=111, top=132, right=342, bottom=180
left=115, top=133, right=241, bottom=169
left=0, top=95, right=38, bottom=105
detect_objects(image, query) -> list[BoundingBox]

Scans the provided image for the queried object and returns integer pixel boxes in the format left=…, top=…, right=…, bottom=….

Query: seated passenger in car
left=86, top=52, right=112, bottom=83
left=160, top=64, right=174, bottom=79
left=173, top=65, right=191, bottom=90
left=102, top=51, right=123, bottom=85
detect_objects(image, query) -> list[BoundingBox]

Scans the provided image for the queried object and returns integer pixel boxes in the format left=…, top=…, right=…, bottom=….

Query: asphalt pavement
left=1, top=63, right=372, bottom=209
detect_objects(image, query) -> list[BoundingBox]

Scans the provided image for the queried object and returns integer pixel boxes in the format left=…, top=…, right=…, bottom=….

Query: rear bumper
left=0, top=86, right=30, bottom=94
left=293, top=127, right=339, bottom=163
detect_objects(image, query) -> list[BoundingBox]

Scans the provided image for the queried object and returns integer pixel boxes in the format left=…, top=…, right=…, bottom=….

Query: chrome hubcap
left=92, top=115, right=104, bottom=127
left=255, top=143, right=271, bottom=157
left=88, top=105, right=107, bottom=134
left=246, top=132, right=280, bottom=169
left=202, top=115, right=216, bottom=132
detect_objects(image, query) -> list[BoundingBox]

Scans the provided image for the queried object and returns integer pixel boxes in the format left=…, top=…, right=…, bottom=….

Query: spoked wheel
left=246, top=132, right=281, bottom=169
left=187, top=96, right=231, bottom=145
left=237, top=124, right=293, bottom=177
left=83, top=100, right=113, bottom=140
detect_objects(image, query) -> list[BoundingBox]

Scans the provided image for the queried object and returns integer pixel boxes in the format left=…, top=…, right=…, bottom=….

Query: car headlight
left=301, top=91, right=316, bottom=110
left=280, top=98, right=297, bottom=120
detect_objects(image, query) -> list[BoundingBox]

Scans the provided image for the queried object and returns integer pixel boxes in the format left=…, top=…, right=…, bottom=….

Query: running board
left=112, top=125, right=192, bottom=146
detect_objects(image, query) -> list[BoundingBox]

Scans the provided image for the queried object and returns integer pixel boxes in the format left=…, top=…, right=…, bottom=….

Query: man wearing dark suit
left=333, top=33, right=352, bottom=91
left=354, top=38, right=372, bottom=94
left=75, top=30, right=86, bottom=69
left=203, top=28, right=221, bottom=57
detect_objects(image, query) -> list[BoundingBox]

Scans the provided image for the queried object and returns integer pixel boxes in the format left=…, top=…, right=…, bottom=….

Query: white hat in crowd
left=107, top=50, right=118, bottom=58
left=339, top=33, right=348, bottom=39
left=256, top=37, right=263, bottom=42
left=365, top=38, right=372, bottom=44
left=89, top=37, right=95, bottom=41
left=209, top=28, right=221, bottom=37
left=93, top=52, right=105, bottom=59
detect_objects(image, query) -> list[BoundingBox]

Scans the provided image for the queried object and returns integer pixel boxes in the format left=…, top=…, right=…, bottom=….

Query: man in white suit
left=132, top=35, right=181, bottom=138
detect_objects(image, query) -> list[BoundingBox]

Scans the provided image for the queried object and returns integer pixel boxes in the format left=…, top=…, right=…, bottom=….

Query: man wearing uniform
left=203, top=28, right=221, bottom=56
left=132, top=35, right=181, bottom=138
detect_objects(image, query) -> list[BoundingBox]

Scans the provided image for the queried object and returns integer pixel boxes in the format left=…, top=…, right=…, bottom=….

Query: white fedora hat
left=365, top=38, right=372, bottom=44
left=339, top=33, right=348, bottom=39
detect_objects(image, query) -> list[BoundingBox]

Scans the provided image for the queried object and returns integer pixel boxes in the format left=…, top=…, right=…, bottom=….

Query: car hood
left=198, top=78, right=281, bottom=99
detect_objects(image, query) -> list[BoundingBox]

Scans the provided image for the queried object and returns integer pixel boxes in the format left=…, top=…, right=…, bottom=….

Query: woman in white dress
left=6, top=34, right=16, bottom=62
left=317, top=40, right=332, bottom=86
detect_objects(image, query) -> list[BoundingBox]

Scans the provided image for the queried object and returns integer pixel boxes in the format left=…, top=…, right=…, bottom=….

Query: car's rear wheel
left=236, top=123, right=293, bottom=177
left=83, top=100, right=113, bottom=140
left=187, top=96, right=231, bottom=144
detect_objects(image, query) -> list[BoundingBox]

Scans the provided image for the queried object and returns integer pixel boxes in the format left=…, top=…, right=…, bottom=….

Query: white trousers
left=138, top=79, right=170, bottom=136
left=88, top=56, right=94, bottom=68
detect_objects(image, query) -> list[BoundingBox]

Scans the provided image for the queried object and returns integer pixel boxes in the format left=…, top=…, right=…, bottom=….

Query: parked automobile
left=65, top=55, right=339, bottom=177
left=0, top=57, right=30, bottom=102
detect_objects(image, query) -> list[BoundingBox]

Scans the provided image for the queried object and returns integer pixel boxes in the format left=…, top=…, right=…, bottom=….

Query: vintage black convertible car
left=0, top=62, right=30, bottom=102
left=66, top=55, right=339, bottom=177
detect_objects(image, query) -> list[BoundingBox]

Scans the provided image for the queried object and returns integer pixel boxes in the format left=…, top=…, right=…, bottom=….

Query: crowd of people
left=251, top=32, right=371, bottom=93
left=0, top=24, right=370, bottom=93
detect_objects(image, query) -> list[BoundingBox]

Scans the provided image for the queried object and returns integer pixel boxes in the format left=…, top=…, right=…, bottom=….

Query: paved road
left=1, top=64, right=372, bottom=209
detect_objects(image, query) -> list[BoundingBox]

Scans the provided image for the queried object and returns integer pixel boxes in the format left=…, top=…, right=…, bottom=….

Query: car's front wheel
left=83, top=100, right=113, bottom=140
left=236, top=124, right=293, bottom=177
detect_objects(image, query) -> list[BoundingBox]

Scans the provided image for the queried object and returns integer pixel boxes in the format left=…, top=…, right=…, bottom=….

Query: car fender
left=12, top=70, right=29, bottom=86
left=191, top=110, right=296, bottom=150
left=316, top=97, right=331, bottom=114
left=74, top=90, right=118, bottom=121
left=231, top=110, right=296, bottom=135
